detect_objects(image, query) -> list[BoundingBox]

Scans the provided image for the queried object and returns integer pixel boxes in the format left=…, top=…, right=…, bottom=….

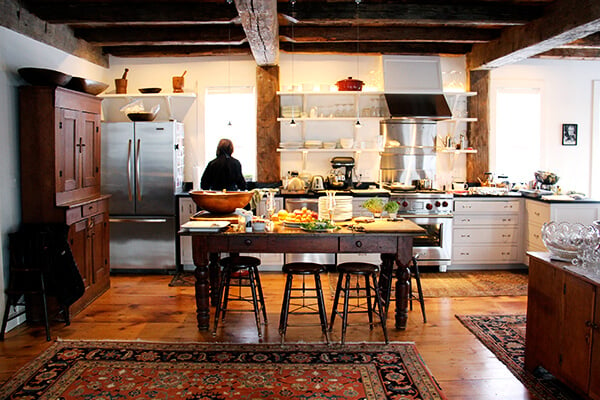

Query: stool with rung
left=279, top=262, right=329, bottom=344
left=212, top=256, right=267, bottom=338
left=329, top=262, right=388, bottom=344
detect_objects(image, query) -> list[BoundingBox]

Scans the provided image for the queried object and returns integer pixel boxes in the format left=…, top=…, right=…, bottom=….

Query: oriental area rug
left=0, top=340, right=446, bottom=400
left=456, top=314, right=580, bottom=400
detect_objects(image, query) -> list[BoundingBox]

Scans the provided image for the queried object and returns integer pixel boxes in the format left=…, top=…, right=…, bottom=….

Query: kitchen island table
left=181, top=220, right=425, bottom=331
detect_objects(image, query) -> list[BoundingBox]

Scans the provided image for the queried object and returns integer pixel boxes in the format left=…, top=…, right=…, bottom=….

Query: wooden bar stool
left=212, top=256, right=267, bottom=338
left=329, top=262, right=388, bottom=344
left=279, top=262, right=329, bottom=344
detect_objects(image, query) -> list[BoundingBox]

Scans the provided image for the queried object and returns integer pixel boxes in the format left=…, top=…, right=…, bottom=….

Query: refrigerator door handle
left=135, top=138, right=142, bottom=202
left=110, top=218, right=168, bottom=223
left=127, top=139, right=133, bottom=201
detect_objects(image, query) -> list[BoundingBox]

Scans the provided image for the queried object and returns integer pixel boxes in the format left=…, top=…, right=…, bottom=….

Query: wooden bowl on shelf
left=190, top=190, right=254, bottom=214
left=66, top=77, right=109, bottom=95
left=18, top=67, right=72, bottom=87
left=139, top=88, right=162, bottom=94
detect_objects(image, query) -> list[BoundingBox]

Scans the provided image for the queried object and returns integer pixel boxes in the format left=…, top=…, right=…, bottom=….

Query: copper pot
left=336, top=77, right=364, bottom=91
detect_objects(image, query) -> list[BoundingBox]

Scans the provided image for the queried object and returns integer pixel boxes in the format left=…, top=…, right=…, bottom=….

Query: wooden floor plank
left=0, top=273, right=530, bottom=398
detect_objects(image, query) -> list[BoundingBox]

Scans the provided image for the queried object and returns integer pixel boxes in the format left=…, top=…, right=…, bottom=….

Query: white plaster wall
left=491, top=58, right=600, bottom=195
left=0, top=27, right=107, bottom=331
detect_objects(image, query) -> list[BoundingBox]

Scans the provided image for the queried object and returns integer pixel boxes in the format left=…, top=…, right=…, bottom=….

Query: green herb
left=383, top=200, right=400, bottom=213
left=300, top=219, right=339, bottom=231
left=361, top=197, right=385, bottom=213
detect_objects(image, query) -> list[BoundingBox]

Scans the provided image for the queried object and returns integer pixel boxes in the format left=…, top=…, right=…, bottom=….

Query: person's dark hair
left=216, top=138, right=234, bottom=157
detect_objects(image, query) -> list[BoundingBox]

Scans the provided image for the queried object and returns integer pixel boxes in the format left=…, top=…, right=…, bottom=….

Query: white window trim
left=591, top=80, right=600, bottom=198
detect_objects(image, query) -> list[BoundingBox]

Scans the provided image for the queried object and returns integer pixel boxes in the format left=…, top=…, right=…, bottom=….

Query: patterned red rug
left=0, top=341, right=446, bottom=399
left=456, top=314, right=580, bottom=400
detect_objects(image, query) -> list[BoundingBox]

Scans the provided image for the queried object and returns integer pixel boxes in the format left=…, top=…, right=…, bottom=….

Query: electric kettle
left=310, top=175, right=325, bottom=191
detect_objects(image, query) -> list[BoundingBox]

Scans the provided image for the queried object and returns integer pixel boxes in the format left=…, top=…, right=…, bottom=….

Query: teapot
left=310, top=175, right=325, bottom=191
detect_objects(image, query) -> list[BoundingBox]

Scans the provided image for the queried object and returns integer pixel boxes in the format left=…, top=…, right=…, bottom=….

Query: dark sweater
left=200, top=154, right=247, bottom=191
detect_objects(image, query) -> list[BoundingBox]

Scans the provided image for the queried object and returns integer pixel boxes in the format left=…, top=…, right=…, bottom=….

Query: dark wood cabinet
left=19, top=86, right=109, bottom=317
left=526, top=254, right=600, bottom=399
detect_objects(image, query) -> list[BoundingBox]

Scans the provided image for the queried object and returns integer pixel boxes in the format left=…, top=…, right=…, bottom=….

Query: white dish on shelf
left=280, top=142, right=303, bottom=149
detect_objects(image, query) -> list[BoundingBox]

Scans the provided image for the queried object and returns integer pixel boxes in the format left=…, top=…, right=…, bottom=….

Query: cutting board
left=191, top=211, right=239, bottom=223
left=354, top=219, right=425, bottom=233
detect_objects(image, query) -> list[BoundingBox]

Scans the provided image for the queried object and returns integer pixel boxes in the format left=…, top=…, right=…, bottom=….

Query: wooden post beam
left=256, top=65, right=280, bottom=183
left=235, top=0, right=279, bottom=66
left=467, top=70, right=490, bottom=183
left=467, top=0, right=600, bottom=70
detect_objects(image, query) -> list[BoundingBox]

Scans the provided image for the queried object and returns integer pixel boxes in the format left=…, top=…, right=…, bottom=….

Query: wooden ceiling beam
left=235, top=0, right=279, bottom=66
left=467, top=0, right=600, bottom=69
left=74, top=25, right=247, bottom=46
left=23, top=2, right=239, bottom=24
left=280, top=2, right=543, bottom=27
left=280, top=42, right=472, bottom=55
left=281, top=26, right=500, bottom=44
left=103, top=44, right=252, bottom=58
left=536, top=47, right=600, bottom=59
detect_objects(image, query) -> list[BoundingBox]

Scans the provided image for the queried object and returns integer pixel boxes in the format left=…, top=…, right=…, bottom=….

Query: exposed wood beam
left=559, top=31, right=600, bottom=48
left=22, top=2, right=238, bottom=25
left=281, top=26, right=500, bottom=44
left=281, top=2, right=542, bottom=27
left=235, top=0, right=279, bottom=66
left=75, top=25, right=247, bottom=46
left=536, top=48, right=600, bottom=59
left=281, top=42, right=472, bottom=56
left=1, top=0, right=107, bottom=66
left=102, top=44, right=252, bottom=58
left=467, top=0, right=600, bottom=70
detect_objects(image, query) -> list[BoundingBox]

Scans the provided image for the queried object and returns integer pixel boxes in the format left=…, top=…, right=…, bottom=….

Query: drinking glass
left=326, top=191, right=336, bottom=222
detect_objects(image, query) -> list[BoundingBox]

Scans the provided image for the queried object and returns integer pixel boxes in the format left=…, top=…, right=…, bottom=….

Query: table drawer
left=339, top=236, right=397, bottom=253
left=228, top=236, right=270, bottom=252
left=270, top=236, right=338, bottom=253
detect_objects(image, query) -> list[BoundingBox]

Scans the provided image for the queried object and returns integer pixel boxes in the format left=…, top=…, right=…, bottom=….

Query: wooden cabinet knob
left=355, top=240, right=362, bottom=248
left=244, top=239, right=252, bottom=246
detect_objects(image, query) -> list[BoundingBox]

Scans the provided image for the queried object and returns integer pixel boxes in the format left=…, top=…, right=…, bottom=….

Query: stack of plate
left=280, top=142, right=302, bottom=149
left=281, top=105, right=301, bottom=118
left=318, top=196, right=353, bottom=221
left=304, top=140, right=323, bottom=149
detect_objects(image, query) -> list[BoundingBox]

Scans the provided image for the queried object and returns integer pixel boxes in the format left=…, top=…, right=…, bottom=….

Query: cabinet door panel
left=590, top=294, right=600, bottom=399
left=91, top=213, right=109, bottom=285
left=81, top=112, right=100, bottom=188
left=560, top=274, right=594, bottom=392
left=60, top=109, right=80, bottom=192
left=525, top=258, right=562, bottom=374
left=69, top=220, right=90, bottom=291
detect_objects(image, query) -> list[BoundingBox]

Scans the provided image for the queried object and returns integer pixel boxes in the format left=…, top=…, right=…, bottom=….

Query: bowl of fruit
left=276, top=208, right=318, bottom=227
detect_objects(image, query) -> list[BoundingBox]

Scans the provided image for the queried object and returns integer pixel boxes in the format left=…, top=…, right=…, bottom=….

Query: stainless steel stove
left=389, top=190, right=453, bottom=271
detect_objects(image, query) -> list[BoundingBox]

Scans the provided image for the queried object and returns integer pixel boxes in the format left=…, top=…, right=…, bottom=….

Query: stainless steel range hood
left=383, top=93, right=451, bottom=120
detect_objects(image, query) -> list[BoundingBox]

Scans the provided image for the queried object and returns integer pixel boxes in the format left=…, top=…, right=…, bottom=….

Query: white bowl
left=340, top=138, right=354, bottom=149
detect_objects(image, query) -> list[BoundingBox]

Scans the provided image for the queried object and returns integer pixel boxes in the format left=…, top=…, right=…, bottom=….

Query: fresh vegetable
left=383, top=200, right=399, bottom=213
left=300, top=219, right=339, bottom=231
left=361, top=197, right=385, bottom=213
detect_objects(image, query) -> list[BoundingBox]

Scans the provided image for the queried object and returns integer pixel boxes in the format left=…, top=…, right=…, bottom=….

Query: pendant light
left=354, top=0, right=362, bottom=128
left=226, top=0, right=233, bottom=127
left=290, top=0, right=297, bottom=127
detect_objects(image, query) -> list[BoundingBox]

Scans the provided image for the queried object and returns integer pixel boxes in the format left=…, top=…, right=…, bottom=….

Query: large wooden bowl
left=190, top=190, right=253, bottom=214
left=18, top=67, right=72, bottom=87
left=66, top=77, right=109, bottom=95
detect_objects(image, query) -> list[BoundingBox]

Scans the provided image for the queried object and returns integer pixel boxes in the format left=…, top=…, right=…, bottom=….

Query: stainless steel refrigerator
left=101, top=121, right=184, bottom=271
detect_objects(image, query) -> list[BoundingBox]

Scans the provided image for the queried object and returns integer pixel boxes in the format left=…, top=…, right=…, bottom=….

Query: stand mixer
left=326, top=157, right=354, bottom=190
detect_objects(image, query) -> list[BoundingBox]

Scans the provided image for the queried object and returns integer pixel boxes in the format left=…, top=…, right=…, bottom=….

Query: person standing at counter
left=201, top=138, right=247, bottom=191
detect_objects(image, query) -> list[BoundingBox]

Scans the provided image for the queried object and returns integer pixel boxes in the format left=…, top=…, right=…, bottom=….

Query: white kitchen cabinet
left=451, top=198, right=523, bottom=266
left=525, top=198, right=600, bottom=253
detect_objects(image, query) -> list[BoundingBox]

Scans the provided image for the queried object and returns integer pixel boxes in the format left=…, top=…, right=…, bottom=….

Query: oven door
left=402, top=215, right=453, bottom=267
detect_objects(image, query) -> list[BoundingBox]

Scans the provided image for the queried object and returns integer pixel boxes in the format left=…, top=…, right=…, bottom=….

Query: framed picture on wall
left=562, top=124, right=577, bottom=146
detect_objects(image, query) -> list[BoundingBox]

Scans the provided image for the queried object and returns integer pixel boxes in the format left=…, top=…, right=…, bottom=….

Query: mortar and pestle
left=172, top=70, right=186, bottom=93
left=115, top=68, right=129, bottom=94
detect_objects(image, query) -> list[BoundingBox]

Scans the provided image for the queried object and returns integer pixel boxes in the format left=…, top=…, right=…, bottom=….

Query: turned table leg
left=395, top=236, right=413, bottom=330
left=192, top=236, right=210, bottom=330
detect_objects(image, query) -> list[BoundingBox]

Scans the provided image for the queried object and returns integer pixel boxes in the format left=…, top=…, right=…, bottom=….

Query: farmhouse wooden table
left=182, top=220, right=425, bottom=331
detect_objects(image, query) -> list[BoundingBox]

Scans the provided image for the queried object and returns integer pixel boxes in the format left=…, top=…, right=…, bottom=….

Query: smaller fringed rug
left=169, top=271, right=196, bottom=286
left=456, top=314, right=580, bottom=400
left=421, top=270, right=528, bottom=297
left=0, top=340, right=446, bottom=400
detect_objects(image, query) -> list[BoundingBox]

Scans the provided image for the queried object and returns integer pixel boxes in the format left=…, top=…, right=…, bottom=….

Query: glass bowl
left=541, top=221, right=587, bottom=260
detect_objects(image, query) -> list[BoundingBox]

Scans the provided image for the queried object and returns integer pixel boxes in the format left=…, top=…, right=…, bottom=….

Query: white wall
left=0, top=27, right=107, bottom=331
left=491, top=58, right=600, bottom=195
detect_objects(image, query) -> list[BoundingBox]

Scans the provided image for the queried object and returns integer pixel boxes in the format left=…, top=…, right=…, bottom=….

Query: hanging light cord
left=290, top=0, right=296, bottom=126
left=355, top=0, right=361, bottom=127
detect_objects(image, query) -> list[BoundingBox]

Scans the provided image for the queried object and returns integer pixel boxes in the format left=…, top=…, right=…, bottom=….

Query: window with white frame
left=204, top=87, right=257, bottom=181
left=492, top=86, right=542, bottom=184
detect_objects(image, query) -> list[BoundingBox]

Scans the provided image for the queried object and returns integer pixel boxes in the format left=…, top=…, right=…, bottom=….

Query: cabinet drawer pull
left=534, top=211, right=541, bottom=216
left=461, top=234, right=470, bottom=238
left=460, top=252, right=470, bottom=256
left=244, top=239, right=252, bottom=246
left=355, top=240, right=363, bottom=248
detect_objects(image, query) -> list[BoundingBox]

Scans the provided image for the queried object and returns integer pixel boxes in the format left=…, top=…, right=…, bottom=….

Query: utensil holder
left=172, top=76, right=184, bottom=93
left=115, top=78, right=127, bottom=94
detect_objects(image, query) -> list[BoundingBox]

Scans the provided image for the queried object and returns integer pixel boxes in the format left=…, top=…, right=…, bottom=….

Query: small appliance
left=326, top=157, right=355, bottom=190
